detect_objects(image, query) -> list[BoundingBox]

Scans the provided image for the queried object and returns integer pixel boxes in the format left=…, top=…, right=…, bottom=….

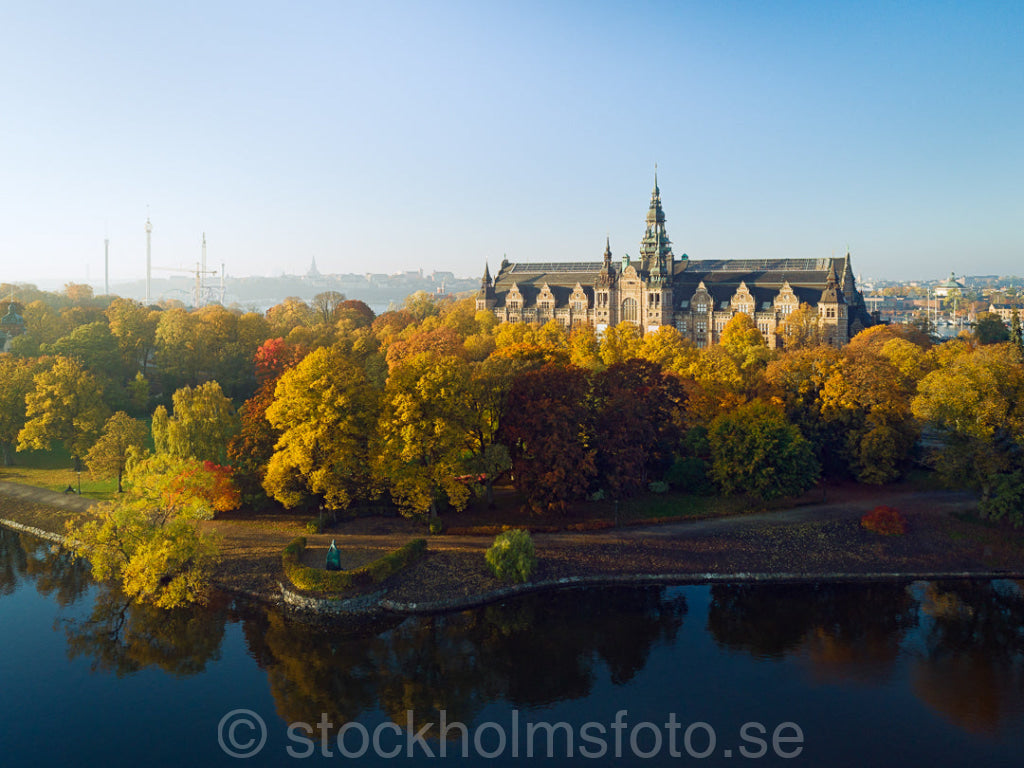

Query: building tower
left=818, top=262, right=848, bottom=346
left=145, top=216, right=153, bottom=303
left=638, top=172, right=676, bottom=328
left=639, top=171, right=675, bottom=276
left=475, top=262, right=496, bottom=311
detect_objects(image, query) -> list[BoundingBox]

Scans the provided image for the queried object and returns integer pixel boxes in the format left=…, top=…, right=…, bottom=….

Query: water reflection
left=708, top=582, right=919, bottom=684
left=911, top=580, right=1024, bottom=735
left=2, top=526, right=1023, bottom=744
left=0, top=527, right=90, bottom=606
left=63, top=589, right=229, bottom=677
left=244, top=586, right=688, bottom=727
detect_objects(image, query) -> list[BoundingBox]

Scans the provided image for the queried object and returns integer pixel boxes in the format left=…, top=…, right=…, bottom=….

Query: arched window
left=621, top=298, right=638, bottom=323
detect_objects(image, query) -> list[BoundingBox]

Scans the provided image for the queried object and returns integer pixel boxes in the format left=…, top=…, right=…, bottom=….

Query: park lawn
left=0, top=447, right=118, bottom=501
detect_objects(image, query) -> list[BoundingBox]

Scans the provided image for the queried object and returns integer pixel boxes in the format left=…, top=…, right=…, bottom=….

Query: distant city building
left=933, top=272, right=964, bottom=298
left=476, top=177, right=875, bottom=347
left=988, top=302, right=1022, bottom=323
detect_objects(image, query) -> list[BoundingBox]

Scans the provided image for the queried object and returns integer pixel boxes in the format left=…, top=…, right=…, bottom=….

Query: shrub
left=428, top=519, right=444, bottom=535
left=282, top=537, right=427, bottom=593
left=305, top=519, right=323, bottom=535
left=485, top=529, right=536, bottom=584
left=860, top=506, right=907, bottom=536
left=663, top=456, right=713, bottom=494
left=648, top=481, right=669, bottom=494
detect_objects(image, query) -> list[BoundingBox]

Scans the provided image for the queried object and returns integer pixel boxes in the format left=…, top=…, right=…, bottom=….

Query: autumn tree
left=312, top=291, right=347, bottom=324
left=568, top=324, right=603, bottom=371
left=375, top=353, right=474, bottom=517
left=638, top=325, right=698, bottom=375
left=66, top=453, right=238, bottom=608
left=17, top=356, right=109, bottom=469
left=778, top=303, right=823, bottom=349
left=764, top=345, right=844, bottom=474
left=263, top=346, right=381, bottom=511
left=0, top=356, right=46, bottom=466
left=709, top=400, right=819, bottom=501
left=227, top=377, right=281, bottom=505
left=591, top=360, right=687, bottom=498
left=819, top=346, right=920, bottom=484
left=458, top=357, right=517, bottom=507
left=105, top=297, right=159, bottom=376
left=599, top=322, right=643, bottom=366
left=499, top=364, right=596, bottom=512
left=151, top=381, right=239, bottom=464
left=85, top=412, right=149, bottom=492
left=254, top=337, right=308, bottom=382
left=912, top=343, right=1024, bottom=525
left=266, top=297, right=316, bottom=339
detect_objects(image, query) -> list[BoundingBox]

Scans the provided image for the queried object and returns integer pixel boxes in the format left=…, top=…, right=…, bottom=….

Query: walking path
left=2, top=478, right=1017, bottom=618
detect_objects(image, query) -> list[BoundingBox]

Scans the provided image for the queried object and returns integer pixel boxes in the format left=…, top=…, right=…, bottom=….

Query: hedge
left=282, top=537, right=427, bottom=593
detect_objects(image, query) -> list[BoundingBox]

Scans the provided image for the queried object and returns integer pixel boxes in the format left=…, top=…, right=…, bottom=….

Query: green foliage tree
left=17, top=356, right=109, bottom=468
left=43, top=321, right=123, bottom=379
left=85, top=411, right=149, bottom=492
left=973, top=312, right=1009, bottom=345
left=485, top=529, right=536, bottom=583
left=764, top=346, right=844, bottom=475
left=66, top=452, right=238, bottom=608
left=709, top=400, right=820, bottom=501
left=153, top=381, right=239, bottom=464
left=263, top=346, right=381, bottom=511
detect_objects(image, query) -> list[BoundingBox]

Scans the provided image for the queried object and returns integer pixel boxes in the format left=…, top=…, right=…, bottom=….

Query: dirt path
left=1, top=480, right=1015, bottom=610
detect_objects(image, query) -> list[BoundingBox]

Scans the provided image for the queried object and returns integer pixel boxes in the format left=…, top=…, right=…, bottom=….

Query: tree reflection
left=63, top=586, right=228, bottom=677
left=247, top=586, right=687, bottom=729
left=0, top=528, right=90, bottom=607
left=242, top=608, right=395, bottom=726
left=0, top=527, right=29, bottom=596
left=708, top=582, right=918, bottom=685
left=911, top=580, right=1024, bottom=736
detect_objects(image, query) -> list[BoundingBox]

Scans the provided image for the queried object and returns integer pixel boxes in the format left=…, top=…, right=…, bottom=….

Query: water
left=1, top=527, right=1022, bottom=766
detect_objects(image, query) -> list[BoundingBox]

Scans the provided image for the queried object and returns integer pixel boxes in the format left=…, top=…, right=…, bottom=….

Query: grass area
left=0, top=447, right=118, bottom=501
left=615, top=491, right=753, bottom=522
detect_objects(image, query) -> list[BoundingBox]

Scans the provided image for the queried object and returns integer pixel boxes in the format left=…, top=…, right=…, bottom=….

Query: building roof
left=491, top=256, right=849, bottom=311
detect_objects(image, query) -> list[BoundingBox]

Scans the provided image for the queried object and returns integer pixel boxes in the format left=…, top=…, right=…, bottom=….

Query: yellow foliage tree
left=263, top=346, right=382, bottom=511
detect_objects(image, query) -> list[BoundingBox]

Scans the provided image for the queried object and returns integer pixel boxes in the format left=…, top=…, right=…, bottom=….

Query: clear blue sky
left=1, top=0, right=1021, bottom=287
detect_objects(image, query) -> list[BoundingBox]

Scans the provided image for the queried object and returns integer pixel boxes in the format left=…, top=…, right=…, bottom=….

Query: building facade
left=477, top=178, right=875, bottom=348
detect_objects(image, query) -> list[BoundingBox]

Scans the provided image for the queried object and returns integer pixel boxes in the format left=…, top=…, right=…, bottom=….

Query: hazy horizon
left=2, top=2, right=1021, bottom=286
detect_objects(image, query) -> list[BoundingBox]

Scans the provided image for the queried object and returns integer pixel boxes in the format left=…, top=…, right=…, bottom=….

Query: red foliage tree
left=499, top=363, right=596, bottom=513
left=591, top=359, right=688, bottom=498
left=227, top=377, right=281, bottom=502
left=253, top=338, right=307, bottom=382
